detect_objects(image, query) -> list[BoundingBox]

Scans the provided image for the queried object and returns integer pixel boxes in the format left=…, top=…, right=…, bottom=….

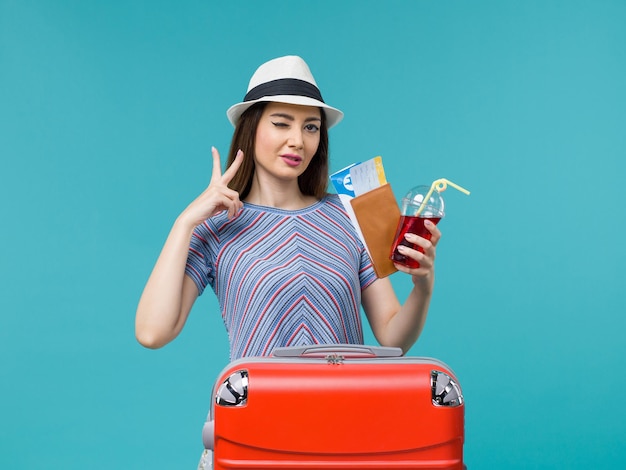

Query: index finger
left=210, top=146, right=224, bottom=183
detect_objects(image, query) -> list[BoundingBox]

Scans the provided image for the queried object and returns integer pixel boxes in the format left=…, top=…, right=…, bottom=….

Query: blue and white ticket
left=330, top=162, right=367, bottom=252
left=349, top=156, right=387, bottom=196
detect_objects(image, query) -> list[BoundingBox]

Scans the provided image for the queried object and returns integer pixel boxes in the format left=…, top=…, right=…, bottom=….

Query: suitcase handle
left=271, top=344, right=403, bottom=358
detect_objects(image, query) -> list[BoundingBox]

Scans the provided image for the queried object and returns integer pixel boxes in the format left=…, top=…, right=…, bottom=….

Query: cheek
left=254, top=127, right=273, bottom=156
left=305, top=134, right=321, bottom=157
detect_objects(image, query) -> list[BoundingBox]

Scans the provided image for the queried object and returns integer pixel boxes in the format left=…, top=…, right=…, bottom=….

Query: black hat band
left=244, top=78, right=324, bottom=103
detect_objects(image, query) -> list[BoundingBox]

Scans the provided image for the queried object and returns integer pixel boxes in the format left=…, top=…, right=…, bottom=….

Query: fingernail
left=425, top=220, right=433, bottom=227
left=236, top=149, right=243, bottom=157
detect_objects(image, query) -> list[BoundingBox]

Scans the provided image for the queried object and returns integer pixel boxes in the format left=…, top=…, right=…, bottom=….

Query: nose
left=287, top=128, right=304, bottom=149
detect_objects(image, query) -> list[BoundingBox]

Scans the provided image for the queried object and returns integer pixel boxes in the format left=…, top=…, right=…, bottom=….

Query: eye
left=271, top=121, right=289, bottom=128
left=304, top=123, right=320, bottom=133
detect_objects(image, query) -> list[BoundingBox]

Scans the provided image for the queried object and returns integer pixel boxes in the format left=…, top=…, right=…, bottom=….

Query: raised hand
left=179, top=147, right=245, bottom=228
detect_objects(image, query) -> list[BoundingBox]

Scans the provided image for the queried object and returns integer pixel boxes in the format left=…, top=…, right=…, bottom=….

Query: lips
left=280, top=154, right=303, bottom=167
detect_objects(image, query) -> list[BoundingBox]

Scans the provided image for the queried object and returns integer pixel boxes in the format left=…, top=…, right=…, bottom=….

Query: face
left=253, top=102, right=322, bottom=184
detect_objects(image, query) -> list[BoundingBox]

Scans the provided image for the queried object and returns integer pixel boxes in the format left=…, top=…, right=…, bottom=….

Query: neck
left=245, top=179, right=318, bottom=210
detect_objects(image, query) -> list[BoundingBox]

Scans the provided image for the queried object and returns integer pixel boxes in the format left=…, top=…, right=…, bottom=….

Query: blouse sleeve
left=358, top=243, right=378, bottom=290
left=184, top=222, right=216, bottom=296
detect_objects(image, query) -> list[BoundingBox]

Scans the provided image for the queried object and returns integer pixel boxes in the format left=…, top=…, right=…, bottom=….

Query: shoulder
left=319, top=194, right=349, bottom=216
left=313, top=195, right=365, bottom=244
left=304, top=195, right=353, bottom=228
left=192, top=209, right=255, bottom=245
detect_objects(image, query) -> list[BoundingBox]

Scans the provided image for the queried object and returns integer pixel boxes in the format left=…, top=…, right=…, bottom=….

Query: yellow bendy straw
left=416, top=178, right=471, bottom=216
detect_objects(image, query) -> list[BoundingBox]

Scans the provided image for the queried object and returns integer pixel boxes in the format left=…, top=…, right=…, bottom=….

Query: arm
left=361, top=220, right=440, bottom=354
left=135, top=147, right=244, bottom=348
left=134, top=219, right=201, bottom=348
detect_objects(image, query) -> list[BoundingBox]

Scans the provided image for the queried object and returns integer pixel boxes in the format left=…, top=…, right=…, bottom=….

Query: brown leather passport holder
left=350, top=184, right=401, bottom=278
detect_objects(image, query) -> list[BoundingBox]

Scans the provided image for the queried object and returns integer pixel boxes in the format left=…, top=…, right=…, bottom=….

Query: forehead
left=263, top=102, right=321, bottom=119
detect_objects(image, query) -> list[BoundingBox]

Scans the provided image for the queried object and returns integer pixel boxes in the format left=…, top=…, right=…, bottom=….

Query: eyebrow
left=269, top=112, right=321, bottom=122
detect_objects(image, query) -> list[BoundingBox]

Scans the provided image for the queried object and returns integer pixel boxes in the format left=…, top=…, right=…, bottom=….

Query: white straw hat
left=226, top=55, right=344, bottom=129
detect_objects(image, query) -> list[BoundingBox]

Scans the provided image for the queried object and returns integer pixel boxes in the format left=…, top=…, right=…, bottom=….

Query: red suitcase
left=203, top=344, right=465, bottom=469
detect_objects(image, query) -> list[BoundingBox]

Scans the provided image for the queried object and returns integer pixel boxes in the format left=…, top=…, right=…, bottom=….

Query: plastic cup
left=389, top=185, right=445, bottom=269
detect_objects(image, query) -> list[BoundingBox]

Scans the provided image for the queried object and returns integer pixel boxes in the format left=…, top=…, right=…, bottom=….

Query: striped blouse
left=185, top=194, right=377, bottom=360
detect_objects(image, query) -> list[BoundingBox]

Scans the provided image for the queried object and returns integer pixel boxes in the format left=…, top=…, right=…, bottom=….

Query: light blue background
left=2, top=1, right=624, bottom=468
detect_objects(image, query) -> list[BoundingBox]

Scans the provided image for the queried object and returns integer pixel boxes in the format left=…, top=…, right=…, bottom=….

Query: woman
left=135, top=55, right=439, bottom=360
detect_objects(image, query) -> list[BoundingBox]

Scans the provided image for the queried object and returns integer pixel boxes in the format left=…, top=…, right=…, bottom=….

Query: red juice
left=389, top=215, right=441, bottom=269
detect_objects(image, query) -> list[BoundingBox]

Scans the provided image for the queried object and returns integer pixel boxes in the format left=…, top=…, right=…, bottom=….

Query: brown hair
left=225, top=102, right=330, bottom=200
